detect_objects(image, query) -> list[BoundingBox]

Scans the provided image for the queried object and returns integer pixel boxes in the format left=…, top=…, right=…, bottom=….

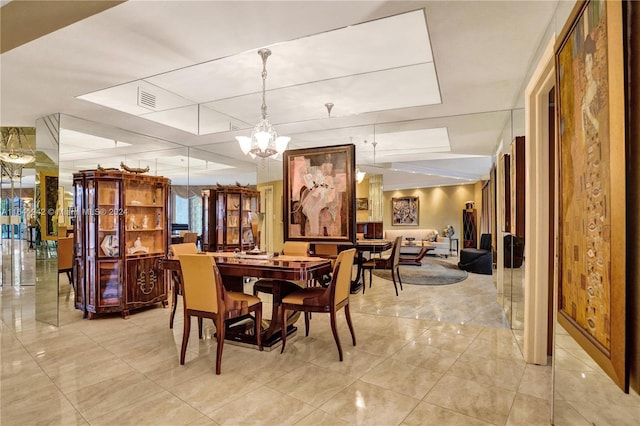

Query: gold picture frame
left=283, top=144, right=356, bottom=243
left=555, top=0, right=627, bottom=390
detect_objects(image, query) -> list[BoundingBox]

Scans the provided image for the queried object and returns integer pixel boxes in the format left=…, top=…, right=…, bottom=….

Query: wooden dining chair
left=280, top=248, right=356, bottom=361
left=361, top=236, right=403, bottom=296
left=178, top=254, right=262, bottom=375
left=313, top=243, right=340, bottom=287
left=181, top=232, right=198, bottom=244
left=168, top=243, right=199, bottom=328
left=253, top=241, right=310, bottom=331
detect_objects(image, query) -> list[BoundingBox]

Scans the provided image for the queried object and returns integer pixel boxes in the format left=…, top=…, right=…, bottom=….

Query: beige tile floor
left=1, top=255, right=636, bottom=425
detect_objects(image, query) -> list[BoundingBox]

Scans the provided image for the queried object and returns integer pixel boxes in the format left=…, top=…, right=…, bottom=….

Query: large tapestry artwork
left=283, top=144, right=355, bottom=243
left=556, top=0, right=626, bottom=390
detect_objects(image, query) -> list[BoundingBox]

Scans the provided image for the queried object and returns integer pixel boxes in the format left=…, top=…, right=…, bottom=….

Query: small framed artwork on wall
left=356, top=198, right=368, bottom=211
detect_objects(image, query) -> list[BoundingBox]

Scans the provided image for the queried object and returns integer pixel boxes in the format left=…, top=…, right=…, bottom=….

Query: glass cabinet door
left=226, top=193, right=240, bottom=245
left=124, top=180, right=165, bottom=256
left=97, top=180, right=121, bottom=258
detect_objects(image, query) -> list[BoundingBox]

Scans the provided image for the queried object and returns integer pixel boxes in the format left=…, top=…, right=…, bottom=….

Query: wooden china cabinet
left=72, top=170, right=170, bottom=318
left=201, top=185, right=260, bottom=252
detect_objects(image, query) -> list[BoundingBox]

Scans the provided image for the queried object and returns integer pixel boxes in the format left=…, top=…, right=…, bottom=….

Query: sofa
left=384, top=229, right=451, bottom=258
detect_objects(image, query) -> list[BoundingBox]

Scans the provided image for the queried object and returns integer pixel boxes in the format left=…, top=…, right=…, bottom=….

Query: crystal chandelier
left=0, top=127, right=35, bottom=164
left=236, top=49, right=290, bottom=159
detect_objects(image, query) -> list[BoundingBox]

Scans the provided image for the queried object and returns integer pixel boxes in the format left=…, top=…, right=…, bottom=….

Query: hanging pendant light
left=0, top=127, right=35, bottom=165
left=236, top=49, right=290, bottom=159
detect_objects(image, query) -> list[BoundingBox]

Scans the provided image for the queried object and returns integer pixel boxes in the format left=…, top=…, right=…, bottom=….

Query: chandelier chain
left=259, top=48, right=271, bottom=120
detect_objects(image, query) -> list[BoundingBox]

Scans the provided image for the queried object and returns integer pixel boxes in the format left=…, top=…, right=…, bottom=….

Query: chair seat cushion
left=227, top=291, right=261, bottom=304
left=362, top=256, right=390, bottom=268
left=282, top=288, right=329, bottom=306
left=458, top=249, right=492, bottom=275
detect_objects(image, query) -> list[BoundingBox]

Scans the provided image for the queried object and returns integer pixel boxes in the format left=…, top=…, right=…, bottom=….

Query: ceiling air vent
left=137, top=87, right=157, bottom=110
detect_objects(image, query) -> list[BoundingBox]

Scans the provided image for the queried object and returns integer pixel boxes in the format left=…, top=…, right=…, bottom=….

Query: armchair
left=458, top=233, right=492, bottom=275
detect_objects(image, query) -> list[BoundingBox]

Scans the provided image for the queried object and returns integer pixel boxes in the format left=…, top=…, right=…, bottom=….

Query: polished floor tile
left=3, top=254, right=639, bottom=425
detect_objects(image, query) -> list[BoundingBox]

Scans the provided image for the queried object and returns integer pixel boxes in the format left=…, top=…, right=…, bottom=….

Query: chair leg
left=255, top=305, right=263, bottom=351
left=280, top=307, right=288, bottom=354
left=170, top=280, right=178, bottom=329
left=344, top=303, right=356, bottom=347
left=180, top=314, right=190, bottom=365
left=304, top=312, right=310, bottom=336
left=396, top=266, right=403, bottom=292
left=391, top=269, right=399, bottom=296
left=198, top=317, right=203, bottom=339
left=330, top=310, right=343, bottom=361
left=214, top=317, right=225, bottom=375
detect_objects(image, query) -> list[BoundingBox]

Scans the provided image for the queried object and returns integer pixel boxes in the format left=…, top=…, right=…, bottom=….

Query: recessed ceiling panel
left=75, top=9, right=439, bottom=137
left=144, top=9, right=433, bottom=103
left=203, top=63, right=440, bottom=127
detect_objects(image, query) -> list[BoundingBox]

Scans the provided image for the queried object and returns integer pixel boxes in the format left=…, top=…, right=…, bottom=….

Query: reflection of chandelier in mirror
left=0, top=127, right=35, bottom=165
left=1, top=161, right=24, bottom=181
left=236, top=49, right=290, bottom=159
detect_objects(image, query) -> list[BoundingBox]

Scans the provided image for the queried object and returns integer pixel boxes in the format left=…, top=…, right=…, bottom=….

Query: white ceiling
left=0, top=1, right=561, bottom=189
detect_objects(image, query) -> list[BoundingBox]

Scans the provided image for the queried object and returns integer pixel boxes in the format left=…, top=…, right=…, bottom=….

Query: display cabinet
left=73, top=170, right=170, bottom=319
left=202, top=185, right=259, bottom=252
left=462, top=208, right=477, bottom=248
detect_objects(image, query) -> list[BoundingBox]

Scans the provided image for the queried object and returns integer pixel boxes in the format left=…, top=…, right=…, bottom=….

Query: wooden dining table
left=159, top=252, right=332, bottom=348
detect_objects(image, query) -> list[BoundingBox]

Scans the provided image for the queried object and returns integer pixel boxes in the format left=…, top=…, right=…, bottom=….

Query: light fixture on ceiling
left=0, top=127, right=35, bottom=165
left=236, top=48, right=290, bottom=159
left=351, top=136, right=365, bottom=184
left=325, top=102, right=334, bottom=117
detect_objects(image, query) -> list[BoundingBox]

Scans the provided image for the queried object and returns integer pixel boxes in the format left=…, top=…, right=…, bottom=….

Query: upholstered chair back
left=333, top=248, right=356, bottom=305
left=479, top=234, right=492, bottom=251
left=390, top=236, right=403, bottom=268
left=178, top=254, right=219, bottom=314
left=169, top=243, right=198, bottom=258
left=282, top=241, right=310, bottom=256
left=58, top=236, right=74, bottom=271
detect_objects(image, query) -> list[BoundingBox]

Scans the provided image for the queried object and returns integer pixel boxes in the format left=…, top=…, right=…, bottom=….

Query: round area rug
left=372, top=258, right=468, bottom=285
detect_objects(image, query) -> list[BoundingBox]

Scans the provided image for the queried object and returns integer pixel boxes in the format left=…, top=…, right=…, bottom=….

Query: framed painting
left=556, top=0, right=627, bottom=390
left=283, top=144, right=356, bottom=243
left=356, top=198, right=368, bottom=211
left=392, top=196, right=419, bottom=226
left=39, top=171, right=59, bottom=240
